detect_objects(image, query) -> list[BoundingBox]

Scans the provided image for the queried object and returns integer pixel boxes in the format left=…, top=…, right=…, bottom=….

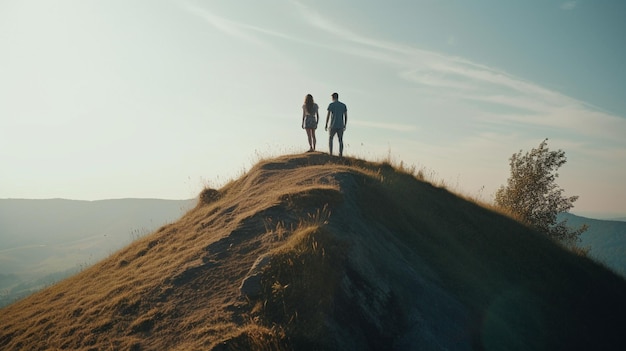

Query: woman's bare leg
left=306, top=129, right=314, bottom=151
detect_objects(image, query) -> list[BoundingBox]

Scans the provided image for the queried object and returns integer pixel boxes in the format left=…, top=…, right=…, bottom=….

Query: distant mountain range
left=560, top=212, right=626, bottom=277
left=0, top=198, right=195, bottom=307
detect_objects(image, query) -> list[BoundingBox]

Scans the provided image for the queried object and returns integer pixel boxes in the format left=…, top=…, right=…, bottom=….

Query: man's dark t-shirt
left=327, top=101, right=347, bottom=129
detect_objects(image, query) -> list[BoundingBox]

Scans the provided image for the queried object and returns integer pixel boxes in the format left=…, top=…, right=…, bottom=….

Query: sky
left=1, top=0, right=625, bottom=219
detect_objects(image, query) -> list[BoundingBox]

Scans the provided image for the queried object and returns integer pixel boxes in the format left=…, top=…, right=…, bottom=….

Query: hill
left=560, top=213, right=626, bottom=278
left=0, top=198, right=194, bottom=307
left=1, top=153, right=625, bottom=350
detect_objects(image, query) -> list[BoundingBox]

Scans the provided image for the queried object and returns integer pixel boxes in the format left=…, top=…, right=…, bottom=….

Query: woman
left=302, top=94, right=319, bottom=152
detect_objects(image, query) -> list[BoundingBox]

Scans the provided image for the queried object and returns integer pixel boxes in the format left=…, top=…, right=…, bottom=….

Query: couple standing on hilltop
left=301, top=92, right=348, bottom=157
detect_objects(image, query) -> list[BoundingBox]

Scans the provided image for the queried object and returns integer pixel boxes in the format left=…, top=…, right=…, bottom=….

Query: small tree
left=495, top=139, right=587, bottom=245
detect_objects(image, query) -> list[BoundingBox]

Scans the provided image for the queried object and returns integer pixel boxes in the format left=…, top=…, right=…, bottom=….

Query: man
left=325, top=92, right=348, bottom=157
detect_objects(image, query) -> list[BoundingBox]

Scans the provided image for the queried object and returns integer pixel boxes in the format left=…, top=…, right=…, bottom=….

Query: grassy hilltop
left=1, top=153, right=625, bottom=350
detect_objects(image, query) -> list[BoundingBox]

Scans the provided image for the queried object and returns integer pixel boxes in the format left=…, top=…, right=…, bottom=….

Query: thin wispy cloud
left=352, top=120, right=418, bottom=132
left=400, top=69, right=476, bottom=92
left=561, top=1, right=578, bottom=10
left=183, top=5, right=254, bottom=43
left=288, top=0, right=441, bottom=60
left=183, top=4, right=297, bottom=46
left=288, top=2, right=625, bottom=143
left=186, top=0, right=625, bottom=145
left=447, top=35, right=458, bottom=46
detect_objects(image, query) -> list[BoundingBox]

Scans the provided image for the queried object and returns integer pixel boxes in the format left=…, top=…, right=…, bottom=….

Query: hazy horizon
left=2, top=1, right=625, bottom=217
left=1, top=187, right=624, bottom=222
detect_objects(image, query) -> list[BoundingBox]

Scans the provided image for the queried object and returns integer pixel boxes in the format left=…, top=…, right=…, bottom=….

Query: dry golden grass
left=1, top=152, right=625, bottom=350
left=0, top=153, right=353, bottom=350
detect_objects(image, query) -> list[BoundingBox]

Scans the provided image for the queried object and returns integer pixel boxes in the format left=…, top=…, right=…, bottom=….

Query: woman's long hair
left=304, top=94, right=315, bottom=115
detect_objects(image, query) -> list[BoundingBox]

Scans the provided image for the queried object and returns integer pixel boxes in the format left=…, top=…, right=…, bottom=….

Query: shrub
left=495, top=139, right=587, bottom=245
